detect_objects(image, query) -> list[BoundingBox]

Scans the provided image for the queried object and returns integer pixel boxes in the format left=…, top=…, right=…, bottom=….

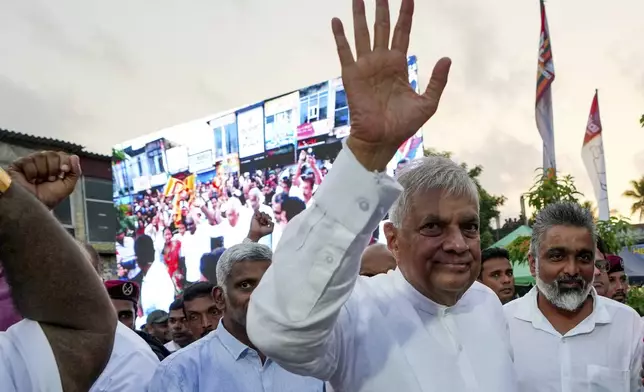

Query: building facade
left=0, top=129, right=116, bottom=277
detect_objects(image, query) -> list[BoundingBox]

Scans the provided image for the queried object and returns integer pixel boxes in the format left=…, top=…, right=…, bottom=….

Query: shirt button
left=358, top=198, right=370, bottom=211
left=325, top=255, right=334, bottom=264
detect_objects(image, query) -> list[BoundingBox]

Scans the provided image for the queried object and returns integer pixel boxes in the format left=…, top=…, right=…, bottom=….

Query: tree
left=510, top=170, right=584, bottom=264
left=525, top=169, right=583, bottom=215
left=595, top=217, right=634, bottom=254
left=623, top=177, right=644, bottom=222
left=423, top=148, right=506, bottom=249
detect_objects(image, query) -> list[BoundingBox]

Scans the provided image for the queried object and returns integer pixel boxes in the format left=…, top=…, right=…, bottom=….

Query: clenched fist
left=247, top=211, right=274, bottom=243
left=8, top=151, right=81, bottom=210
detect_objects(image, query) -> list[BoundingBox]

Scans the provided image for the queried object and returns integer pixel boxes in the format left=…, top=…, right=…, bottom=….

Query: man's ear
left=528, top=253, right=537, bottom=278
left=213, top=286, right=226, bottom=313
left=384, top=222, right=399, bottom=260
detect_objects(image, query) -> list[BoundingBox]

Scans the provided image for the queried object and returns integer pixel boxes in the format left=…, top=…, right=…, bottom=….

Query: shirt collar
left=513, top=285, right=612, bottom=334
left=215, top=319, right=250, bottom=360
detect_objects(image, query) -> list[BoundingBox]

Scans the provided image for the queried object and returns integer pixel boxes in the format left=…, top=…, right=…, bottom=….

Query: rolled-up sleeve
left=246, top=144, right=402, bottom=380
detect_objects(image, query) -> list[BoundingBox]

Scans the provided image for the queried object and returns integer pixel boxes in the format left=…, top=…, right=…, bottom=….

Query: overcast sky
left=0, top=0, right=642, bottom=222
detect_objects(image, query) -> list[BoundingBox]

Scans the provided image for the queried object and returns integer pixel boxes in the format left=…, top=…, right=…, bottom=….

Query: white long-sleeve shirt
left=246, top=146, right=518, bottom=392
left=504, top=286, right=644, bottom=392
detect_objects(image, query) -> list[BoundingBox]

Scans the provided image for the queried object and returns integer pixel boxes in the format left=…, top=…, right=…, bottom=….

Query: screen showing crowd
left=112, top=56, right=423, bottom=321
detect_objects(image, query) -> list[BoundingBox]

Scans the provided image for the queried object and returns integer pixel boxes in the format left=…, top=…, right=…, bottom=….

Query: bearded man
left=504, top=202, right=643, bottom=391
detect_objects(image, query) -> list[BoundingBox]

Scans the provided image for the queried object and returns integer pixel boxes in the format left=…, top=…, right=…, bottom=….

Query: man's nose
left=593, top=265, right=600, bottom=277
left=562, top=257, right=580, bottom=276
left=443, top=228, right=469, bottom=253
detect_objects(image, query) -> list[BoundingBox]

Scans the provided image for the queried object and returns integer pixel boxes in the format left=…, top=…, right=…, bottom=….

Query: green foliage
left=640, top=114, right=644, bottom=128
left=423, top=148, right=506, bottom=249
left=112, top=148, right=127, bottom=163
left=627, top=286, right=644, bottom=316
left=623, top=177, right=644, bottom=222
left=595, top=216, right=634, bottom=254
left=507, top=235, right=531, bottom=265
left=116, top=204, right=136, bottom=233
left=525, top=169, right=583, bottom=216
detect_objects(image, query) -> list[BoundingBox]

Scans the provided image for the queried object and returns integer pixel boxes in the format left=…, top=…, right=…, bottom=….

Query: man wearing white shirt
left=504, top=202, right=644, bottom=391
left=246, top=1, right=516, bottom=391
left=0, top=152, right=116, bottom=391
left=213, top=197, right=251, bottom=248
left=180, top=217, right=212, bottom=283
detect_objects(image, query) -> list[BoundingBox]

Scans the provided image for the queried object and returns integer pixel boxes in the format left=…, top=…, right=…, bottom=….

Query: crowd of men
left=115, top=149, right=327, bottom=322
left=2, top=0, right=644, bottom=391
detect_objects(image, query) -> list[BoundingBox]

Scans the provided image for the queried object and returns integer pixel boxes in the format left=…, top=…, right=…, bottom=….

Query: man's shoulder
left=597, top=296, right=641, bottom=323
left=157, top=331, right=217, bottom=371
left=113, top=324, right=161, bottom=365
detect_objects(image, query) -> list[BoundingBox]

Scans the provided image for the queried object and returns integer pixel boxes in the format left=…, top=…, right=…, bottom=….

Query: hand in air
left=8, top=151, right=81, bottom=210
left=248, top=211, right=274, bottom=242
left=332, top=0, right=451, bottom=170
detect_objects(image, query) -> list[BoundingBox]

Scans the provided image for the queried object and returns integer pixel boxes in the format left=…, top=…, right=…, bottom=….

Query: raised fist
left=248, top=211, right=274, bottom=242
left=8, top=151, right=81, bottom=210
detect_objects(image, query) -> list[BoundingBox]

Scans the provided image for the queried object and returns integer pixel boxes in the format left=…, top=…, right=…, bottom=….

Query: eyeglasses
left=595, top=259, right=609, bottom=273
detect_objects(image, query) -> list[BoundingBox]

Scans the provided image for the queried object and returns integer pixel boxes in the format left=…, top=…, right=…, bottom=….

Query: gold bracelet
left=0, top=168, right=12, bottom=194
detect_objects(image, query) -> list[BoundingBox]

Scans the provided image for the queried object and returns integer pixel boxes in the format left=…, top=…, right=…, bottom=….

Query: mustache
left=555, top=275, right=586, bottom=288
left=200, top=328, right=213, bottom=338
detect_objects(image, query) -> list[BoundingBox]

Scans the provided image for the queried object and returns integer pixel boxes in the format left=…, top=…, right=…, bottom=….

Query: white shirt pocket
left=587, top=364, right=629, bottom=392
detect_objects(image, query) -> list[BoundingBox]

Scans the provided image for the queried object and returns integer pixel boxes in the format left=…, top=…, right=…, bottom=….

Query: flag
left=536, top=0, right=556, bottom=174
left=582, top=90, right=610, bottom=220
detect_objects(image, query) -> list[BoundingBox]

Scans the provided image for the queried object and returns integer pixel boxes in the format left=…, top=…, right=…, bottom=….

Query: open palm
left=332, top=0, right=451, bottom=158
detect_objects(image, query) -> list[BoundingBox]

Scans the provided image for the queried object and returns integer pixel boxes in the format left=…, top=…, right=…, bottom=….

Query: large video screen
left=112, top=56, right=423, bottom=321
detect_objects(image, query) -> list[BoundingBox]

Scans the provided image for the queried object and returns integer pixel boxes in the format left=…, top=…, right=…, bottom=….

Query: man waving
left=247, top=0, right=517, bottom=391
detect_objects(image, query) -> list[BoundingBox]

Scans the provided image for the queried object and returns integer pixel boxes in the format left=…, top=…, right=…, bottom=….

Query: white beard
left=535, top=262, right=593, bottom=312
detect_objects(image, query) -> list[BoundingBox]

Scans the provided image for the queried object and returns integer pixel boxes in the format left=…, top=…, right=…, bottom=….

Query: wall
left=0, top=140, right=117, bottom=278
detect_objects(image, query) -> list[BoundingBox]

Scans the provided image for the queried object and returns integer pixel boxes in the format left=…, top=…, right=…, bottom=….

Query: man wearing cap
left=146, top=309, right=171, bottom=344
left=104, top=280, right=171, bottom=362
left=105, top=280, right=140, bottom=330
left=606, top=254, right=629, bottom=303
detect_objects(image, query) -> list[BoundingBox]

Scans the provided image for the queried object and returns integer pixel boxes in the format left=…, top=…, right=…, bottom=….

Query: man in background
left=200, top=249, right=226, bottom=283
left=606, top=254, right=629, bottom=303
left=146, top=310, right=171, bottom=344
left=183, top=281, right=221, bottom=339
left=165, top=298, right=194, bottom=352
left=105, top=280, right=140, bottom=330
left=593, top=236, right=610, bottom=297
left=478, top=247, right=515, bottom=304
left=104, top=280, right=170, bottom=362
left=360, top=243, right=396, bottom=277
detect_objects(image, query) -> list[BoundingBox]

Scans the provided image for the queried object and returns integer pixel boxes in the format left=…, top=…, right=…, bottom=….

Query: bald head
left=77, top=240, right=101, bottom=275
left=360, top=243, right=397, bottom=277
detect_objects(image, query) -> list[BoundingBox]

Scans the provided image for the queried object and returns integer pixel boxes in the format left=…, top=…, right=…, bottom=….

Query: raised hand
left=332, top=0, right=451, bottom=170
left=248, top=211, right=274, bottom=243
left=7, top=151, right=81, bottom=210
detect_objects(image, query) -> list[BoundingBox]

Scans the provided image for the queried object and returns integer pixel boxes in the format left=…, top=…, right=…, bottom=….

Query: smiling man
left=478, top=247, right=515, bottom=304
left=504, top=202, right=643, bottom=391
left=245, top=1, right=516, bottom=389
